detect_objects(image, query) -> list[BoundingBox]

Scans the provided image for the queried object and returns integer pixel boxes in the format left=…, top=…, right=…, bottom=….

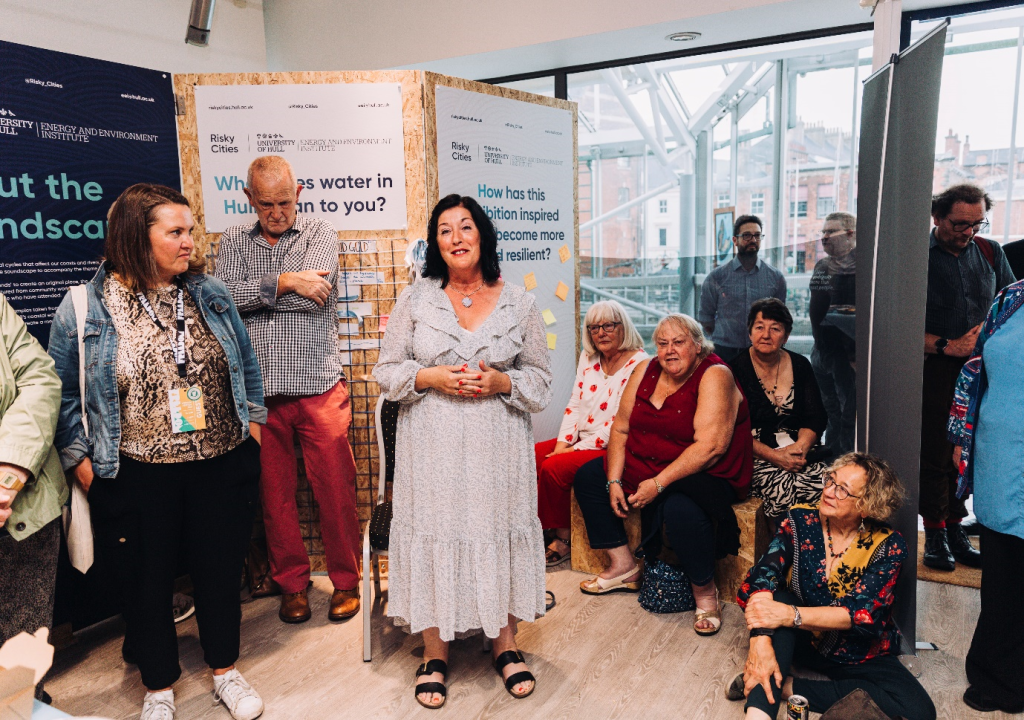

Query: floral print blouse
left=737, top=505, right=906, bottom=664
left=556, top=349, right=647, bottom=450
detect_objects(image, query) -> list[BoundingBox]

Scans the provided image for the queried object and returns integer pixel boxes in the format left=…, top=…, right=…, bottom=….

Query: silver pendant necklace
left=451, top=281, right=485, bottom=307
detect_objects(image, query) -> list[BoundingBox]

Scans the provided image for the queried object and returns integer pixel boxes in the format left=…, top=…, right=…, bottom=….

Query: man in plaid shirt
left=216, top=156, right=360, bottom=624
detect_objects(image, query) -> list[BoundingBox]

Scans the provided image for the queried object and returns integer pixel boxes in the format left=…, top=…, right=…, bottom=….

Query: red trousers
left=535, top=438, right=606, bottom=530
left=261, top=381, right=360, bottom=593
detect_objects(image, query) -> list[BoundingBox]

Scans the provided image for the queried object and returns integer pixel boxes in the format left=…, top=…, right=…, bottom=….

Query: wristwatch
left=654, top=478, right=665, bottom=494
left=935, top=337, right=949, bottom=356
left=0, top=471, right=24, bottom=493
left=792, top=606, right=803, bottom=628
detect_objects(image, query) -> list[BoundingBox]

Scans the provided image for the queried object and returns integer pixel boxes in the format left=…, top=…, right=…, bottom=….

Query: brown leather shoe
left=328, top=588, right=360, bottom=622
left=251, top=576, right=282, bottom=599
left=279, top=590, right=312, bottom=623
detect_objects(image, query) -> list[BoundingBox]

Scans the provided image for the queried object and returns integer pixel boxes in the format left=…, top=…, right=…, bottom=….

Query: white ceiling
left=398, top=0, right=965, bottom=80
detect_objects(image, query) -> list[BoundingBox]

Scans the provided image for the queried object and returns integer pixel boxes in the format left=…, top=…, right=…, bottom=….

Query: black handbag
left=637, top=557, right=695, bottom=614
left=369, top=500, right=392, bottom=550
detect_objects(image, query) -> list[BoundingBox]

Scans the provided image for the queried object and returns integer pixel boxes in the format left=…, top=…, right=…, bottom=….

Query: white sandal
left=580, top=565, right=641, bottom=595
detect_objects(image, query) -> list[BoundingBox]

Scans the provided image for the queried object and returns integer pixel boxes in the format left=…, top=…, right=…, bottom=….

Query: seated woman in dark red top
left=573, top=313, right=752, bottom=635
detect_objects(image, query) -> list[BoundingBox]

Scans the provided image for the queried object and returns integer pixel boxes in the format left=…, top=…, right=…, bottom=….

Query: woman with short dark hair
left=731, top=453, right=935, bottom=720
left=375, top=193, right=552, bottom=708
left=729, top=298, right=830, bottom=520
left=49, top=184, right=266, bottom=720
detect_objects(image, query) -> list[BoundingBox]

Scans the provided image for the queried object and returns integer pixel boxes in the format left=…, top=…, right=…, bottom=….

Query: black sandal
left=414, top=659, right=448, bottom=709
left=493, top=650, right=535, bottom=699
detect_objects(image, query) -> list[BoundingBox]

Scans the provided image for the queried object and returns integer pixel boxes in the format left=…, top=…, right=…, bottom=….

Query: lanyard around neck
left=136, top=282, right=187, bottom=379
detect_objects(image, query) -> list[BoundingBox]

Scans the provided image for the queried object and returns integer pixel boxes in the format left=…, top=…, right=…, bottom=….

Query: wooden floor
left=46, top=567, right=1022, bottom=720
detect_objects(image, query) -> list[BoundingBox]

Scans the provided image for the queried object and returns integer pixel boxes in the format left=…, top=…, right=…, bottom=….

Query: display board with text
left=194, top=83, right=407, bottom=233
left=0, top=40, right=180, bottom=345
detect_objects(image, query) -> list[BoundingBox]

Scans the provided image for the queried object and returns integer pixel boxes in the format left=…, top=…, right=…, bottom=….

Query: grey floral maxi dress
left=373, top=278, right=552, bottom=641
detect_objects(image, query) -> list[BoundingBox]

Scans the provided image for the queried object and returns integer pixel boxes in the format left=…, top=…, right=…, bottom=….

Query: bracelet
left=606, top=479, right=622, bottom=492
left=750, top=627, right=775, bottom=638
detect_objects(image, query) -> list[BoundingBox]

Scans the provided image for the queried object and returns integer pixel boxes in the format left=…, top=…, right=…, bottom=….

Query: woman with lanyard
left=49, top=184, right=267, bottom=720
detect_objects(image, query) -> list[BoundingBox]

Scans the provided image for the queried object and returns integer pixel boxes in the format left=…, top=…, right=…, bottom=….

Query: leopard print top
left=105, top=274, right=243, bottom=463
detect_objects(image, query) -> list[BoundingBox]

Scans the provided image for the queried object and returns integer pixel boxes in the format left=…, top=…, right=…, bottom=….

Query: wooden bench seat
left=569, top=492, right=771, bottom=604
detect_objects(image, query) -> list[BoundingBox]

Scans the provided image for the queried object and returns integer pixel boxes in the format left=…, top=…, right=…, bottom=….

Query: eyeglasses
left=737, top=232, right=764, bottom=242
left=823, top=473, right=861, bottom=501
left=587, top=321, right=622, bottom=335
left=821, top=230, right=849, bottom=239
left=947, top=219, right=990, bottom=234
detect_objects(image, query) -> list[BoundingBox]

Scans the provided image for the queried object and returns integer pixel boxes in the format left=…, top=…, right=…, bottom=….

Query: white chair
left=363, top=394, right=397, bottom=662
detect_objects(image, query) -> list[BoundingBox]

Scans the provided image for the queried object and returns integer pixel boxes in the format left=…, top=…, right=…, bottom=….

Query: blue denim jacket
left=48, top=263, right=267, bottom=479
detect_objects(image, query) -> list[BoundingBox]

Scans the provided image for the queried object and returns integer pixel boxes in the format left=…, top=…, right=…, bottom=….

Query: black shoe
left=121, top=638, right=136, bottom=665
left=923, top=527, right=955, bottom=571
left=959, top=518, right=986, bottom=536
left=948, top=523, right=982, bottom=568
left=964, top=685, right=1024, bottom=713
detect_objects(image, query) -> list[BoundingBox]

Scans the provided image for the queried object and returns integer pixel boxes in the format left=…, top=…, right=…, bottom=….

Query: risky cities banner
left=435, top=85, right=577, bottom=442
left=193, top=83, right=408, bottom=233
left=0, top=40, right=180, bottom=344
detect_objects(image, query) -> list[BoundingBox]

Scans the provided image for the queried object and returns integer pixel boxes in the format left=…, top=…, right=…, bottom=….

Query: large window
left=911, top=7, right=1024, bottom=245
left=570, top=29, right=873, bottom=353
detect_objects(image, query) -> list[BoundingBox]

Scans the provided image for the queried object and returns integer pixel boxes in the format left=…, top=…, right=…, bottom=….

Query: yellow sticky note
left=523, top=272, right=537, bottom=291
left=546, top=332, right=557, bottom=350
left=558, top=245, right=571, bottom=263
left=542, top=309, right=556, bottom=326
left=555, top=281, right=569, bottom=301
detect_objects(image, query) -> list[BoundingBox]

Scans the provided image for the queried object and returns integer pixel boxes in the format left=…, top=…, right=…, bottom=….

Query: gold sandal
left=693, top=591, right=722, bottom=636
left=580, top=565, right=641, bottom=595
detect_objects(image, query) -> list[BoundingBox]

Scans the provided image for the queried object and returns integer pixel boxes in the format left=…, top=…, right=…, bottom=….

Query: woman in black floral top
left=730, top=453, right=935, bottom=720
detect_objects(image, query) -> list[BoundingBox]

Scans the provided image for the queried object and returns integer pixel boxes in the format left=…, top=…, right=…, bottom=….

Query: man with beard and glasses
left=699, top=215, right=787, bottom=363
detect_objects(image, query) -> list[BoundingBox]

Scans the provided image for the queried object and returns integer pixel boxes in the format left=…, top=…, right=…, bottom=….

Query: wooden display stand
left=570, top=492, right=771, bottom=604
left=173, top=72, right=579, bottom=563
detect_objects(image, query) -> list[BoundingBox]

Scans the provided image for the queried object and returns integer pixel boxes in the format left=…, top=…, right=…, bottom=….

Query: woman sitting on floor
left=535, top=300, right=647, bottom=566
left=731, top=453, right=935, bottom=720
left=729, top=298, right=830, bottom=521
left=573, top=313, right=751, bottom=635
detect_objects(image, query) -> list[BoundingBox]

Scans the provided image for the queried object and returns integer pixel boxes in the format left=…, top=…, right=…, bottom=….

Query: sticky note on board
left=340, top=351, right=352, bottom=366
left=542, top=309, right=556, bottom=326
left=546, top=333, right=557, bottom=350
left=555, top=281, right=569, bottom=301
left=523, top=272, right=537, bottom=291
left=379, top=315, right=389, bottom=332
left=558, top=245, right=571, bottom=263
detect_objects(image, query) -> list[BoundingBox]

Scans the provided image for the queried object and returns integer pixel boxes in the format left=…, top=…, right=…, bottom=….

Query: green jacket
left=0, top=293, right=67, bottom=541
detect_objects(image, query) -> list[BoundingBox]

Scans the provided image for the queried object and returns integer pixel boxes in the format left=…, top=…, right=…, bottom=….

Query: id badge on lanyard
left=136, top=284, right=206, bottom=433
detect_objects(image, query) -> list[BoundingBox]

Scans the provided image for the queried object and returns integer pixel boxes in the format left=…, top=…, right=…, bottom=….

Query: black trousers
left=88, top=439, right=260, bottom=690
left=966, top=527, right=1024, bottom=711
left=573, top=458, right=723, bottom=585
left=745, top=591, right=935, bottom=720
left=919, top=354, right=968, bottom=523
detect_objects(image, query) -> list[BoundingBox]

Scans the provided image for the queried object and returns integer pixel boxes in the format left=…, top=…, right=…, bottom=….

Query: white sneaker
left=140, top=689, right=175, bottom=720
left=213, top=669, right=264, bottom=720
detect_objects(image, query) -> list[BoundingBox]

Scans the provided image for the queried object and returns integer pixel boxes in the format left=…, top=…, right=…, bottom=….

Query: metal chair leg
left=372, top=554, right=382, bottom=597
left=362, top=531, right=372, bottom=662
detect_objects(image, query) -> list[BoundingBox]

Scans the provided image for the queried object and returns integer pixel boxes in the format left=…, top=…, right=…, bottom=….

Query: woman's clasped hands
left=424, top=361, right=511, bottom=398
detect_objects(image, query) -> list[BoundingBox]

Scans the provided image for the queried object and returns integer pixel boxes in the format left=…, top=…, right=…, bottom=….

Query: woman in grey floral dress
left=374, top=194, right=552, bottom=709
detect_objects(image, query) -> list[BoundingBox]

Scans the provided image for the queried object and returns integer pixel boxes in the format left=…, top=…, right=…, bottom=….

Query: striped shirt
left=698, top=256, right=787, bottom=349
left=926, top=231, right=1016, bottom=340
left=215, top=215, right=345, bottom=397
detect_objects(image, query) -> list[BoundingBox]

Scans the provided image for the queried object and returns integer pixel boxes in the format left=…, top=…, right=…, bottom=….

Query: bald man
left=216, top=156, right=360, bottom=625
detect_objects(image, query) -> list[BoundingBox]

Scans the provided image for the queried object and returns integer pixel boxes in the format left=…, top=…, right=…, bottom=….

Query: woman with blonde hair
left=732, top=453, right=934, bottom=720
left=535, top=300, right=647, bottom=566
left=573, top=314, right=752, bottom=635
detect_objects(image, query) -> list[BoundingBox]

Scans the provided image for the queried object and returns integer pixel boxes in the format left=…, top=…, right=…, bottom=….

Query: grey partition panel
left=855, top=22, right=948, bottom=648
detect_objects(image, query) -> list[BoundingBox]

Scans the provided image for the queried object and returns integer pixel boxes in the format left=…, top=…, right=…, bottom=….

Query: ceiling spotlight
left=667, top=31, right=702, bottom=42
left=186, top=0, right=217, bottom=47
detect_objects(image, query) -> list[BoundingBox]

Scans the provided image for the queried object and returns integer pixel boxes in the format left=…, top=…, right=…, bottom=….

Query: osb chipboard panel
left=422, top=72, right=581, bottom=357
left=172, top=71, right=427, bottom=538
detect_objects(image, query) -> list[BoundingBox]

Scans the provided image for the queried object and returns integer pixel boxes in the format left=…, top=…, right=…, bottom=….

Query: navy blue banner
left=0, top=40, right=179, bottom=345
